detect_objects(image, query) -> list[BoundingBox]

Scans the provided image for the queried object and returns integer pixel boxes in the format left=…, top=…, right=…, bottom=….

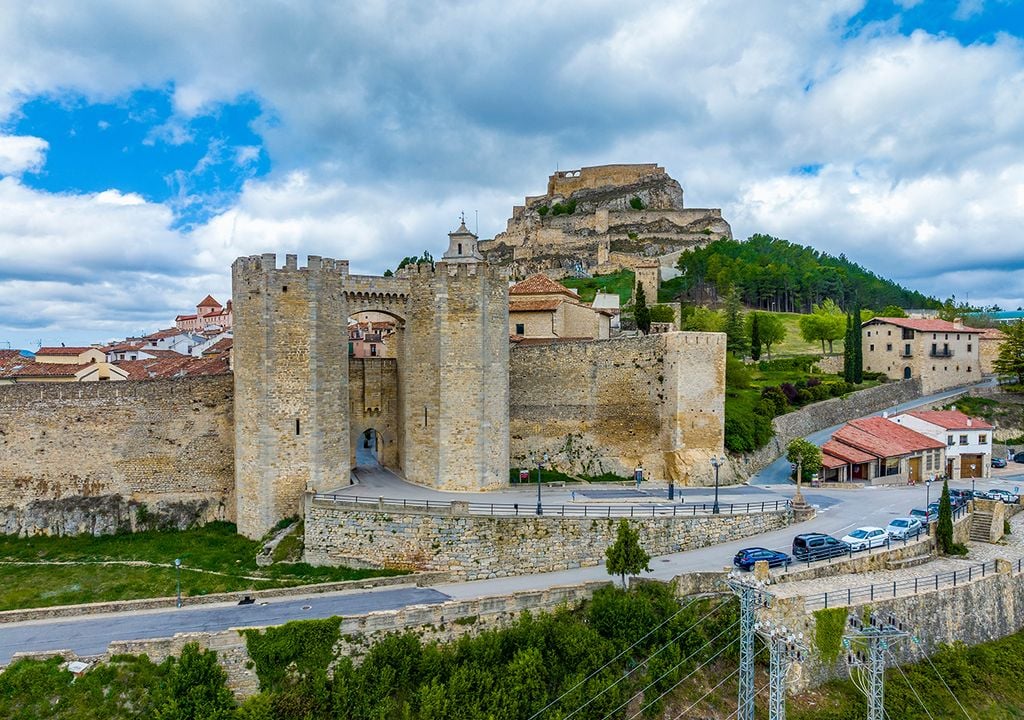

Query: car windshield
left=891, top=520, right=908, bottom=527
left=849, top=530, right=869, bottom=538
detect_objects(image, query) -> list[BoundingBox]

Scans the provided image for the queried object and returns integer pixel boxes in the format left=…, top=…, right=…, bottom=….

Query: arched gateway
left=232, top=223, right=510, bottom=538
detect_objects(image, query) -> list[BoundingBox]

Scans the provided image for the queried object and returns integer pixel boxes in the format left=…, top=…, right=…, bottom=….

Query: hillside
left=670, top=234, right=940, bottom=313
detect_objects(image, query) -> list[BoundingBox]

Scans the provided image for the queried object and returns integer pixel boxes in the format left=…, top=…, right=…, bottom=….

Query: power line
left=526, top=595, right=703, bottom=720
left=886, top=648, right=936, bottom=720
left=910, top=636, right=975, bottom=720
left=666, top=643, right=770, bottom=720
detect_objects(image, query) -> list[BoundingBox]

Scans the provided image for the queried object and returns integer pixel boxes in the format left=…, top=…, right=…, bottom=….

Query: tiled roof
left=821, top=439, right=878, bottom=464
left=35, top=346, right=96, bottom=356
left=833, top=416, right=944, bottom=458
left=510, top=298, right=562, bottom=312
left=864, top=317, right=983, bottom=334
left=176, top=314, right=198, bottom=321
left=145, top=327, right=185, bottom=340
left=0, top=361, right=92, bottom=378
left=204, top=338, right=233, bottom=354
left=821, top=452, right=847, bottom=469
left=103, top=342, right=146, bottom=353
left=901, top=410, right=993, bottom=431
left=197, top=294, right=222, bottom=308
left=509, top=274, right=579, bottom=299
left=980, top=328, right=1006, bottom=340
left=114, top=355, right=230, bottom=381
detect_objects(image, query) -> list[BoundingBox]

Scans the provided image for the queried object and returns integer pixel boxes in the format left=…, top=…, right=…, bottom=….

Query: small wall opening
left=356, top=428, right=381, bottom=467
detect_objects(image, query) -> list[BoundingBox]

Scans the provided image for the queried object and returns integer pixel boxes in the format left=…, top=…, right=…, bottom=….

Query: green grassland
left=0, top=522, right=404, bottom=611
left=561, top=269, right=634, bottom=304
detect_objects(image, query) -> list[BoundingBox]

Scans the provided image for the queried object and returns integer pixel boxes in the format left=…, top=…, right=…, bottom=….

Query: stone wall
left=736, top=379, right=924, bottom=478
left=304, top=496, right=790, bottom=579
left=509, top=332, right=726, bottom=485
left=0, top=376, right=234, bottom=535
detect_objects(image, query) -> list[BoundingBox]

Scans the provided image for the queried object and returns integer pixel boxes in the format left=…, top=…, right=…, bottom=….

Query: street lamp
left=536, top=452, right=548, bottom=516
left=971, top=464, right=977, bottom=497
left=710, top=456, right=726, bottom=514
left=926, top=475, right=933, bottom=508
left=174, top=558, right=182, bottom=608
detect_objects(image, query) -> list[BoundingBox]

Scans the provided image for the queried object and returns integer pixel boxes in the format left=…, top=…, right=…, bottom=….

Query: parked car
left=992, top=457, right=1008, bottom=468
left=733, top=547, right=792, bottom=570
left=909, top=507, right=937, bottom=523
left=1014, top=452, right=1024, bottom=463
left=841, top=526, right=890, bottom=551
left=986, top=488, right=1019, bottom=504
left=886, top=517, right=924, bottom=540
left=949, top=488, right=971, bottom=504
left=792, top=533, right=851, bottom=561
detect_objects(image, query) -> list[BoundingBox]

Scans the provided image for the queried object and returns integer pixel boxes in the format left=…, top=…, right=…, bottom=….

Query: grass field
left=561, top=269, right=634, bottom=304
left=0, top=522, right=404, bottom=610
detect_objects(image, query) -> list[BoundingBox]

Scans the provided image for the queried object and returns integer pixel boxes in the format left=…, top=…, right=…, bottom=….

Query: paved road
left=0, top=586, right=448, bottom=664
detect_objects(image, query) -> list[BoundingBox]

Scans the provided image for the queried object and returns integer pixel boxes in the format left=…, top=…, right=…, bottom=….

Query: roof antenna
left=475, top=209, right=479, bottom=236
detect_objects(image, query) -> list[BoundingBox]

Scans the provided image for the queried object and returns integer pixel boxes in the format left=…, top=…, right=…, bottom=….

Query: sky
left=0, top=0, right=1022, bottom=349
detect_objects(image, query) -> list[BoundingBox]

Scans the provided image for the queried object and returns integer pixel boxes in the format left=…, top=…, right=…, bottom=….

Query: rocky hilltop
left=480, top=163, right=731, bottom=280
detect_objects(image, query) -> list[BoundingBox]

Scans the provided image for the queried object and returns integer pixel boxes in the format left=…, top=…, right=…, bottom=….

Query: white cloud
left=0, top=135, right=48, bottom=175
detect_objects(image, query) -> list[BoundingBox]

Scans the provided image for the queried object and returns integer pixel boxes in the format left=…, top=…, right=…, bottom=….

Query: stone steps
left=971, top=512, right=993, bottom=542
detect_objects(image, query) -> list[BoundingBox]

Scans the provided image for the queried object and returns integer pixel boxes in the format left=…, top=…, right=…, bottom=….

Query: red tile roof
left=197, top=295, right=222, bottom=308
left=509, top=298, right=562, bottom=312
left=203, top=338, right=233, bottom=354
left=176, top=314, right=198, bottom=321
left=35, top=346, right=97, bottom=356
left=901, top=410, right=993, bottom=431
left=145, top=327, right=186, bottom=340
left=510, top=274, right=579, bottom=299
left=833, top=416, right=944, bottom=458
left=821, top=439, right=878, bottom=464
left=980, top=328, right=1006, bottom=340
left=0, top=361, right=91, bottom=378
left=864, top=317, right=983, bottom=334
left=821, top=452, right=847, bottom=469
left=114, top=355, right=230, bottom=381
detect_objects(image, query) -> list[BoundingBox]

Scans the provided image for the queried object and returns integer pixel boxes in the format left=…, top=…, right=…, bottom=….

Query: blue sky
left=0, top=0, right=1022, bottom=348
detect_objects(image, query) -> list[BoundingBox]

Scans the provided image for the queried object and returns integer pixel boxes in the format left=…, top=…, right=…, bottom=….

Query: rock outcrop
left=480, top=164, right=731, bottom=280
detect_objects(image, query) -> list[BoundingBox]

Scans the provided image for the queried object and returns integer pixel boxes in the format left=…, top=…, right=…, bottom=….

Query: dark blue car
left=733, top=547, right=792, bottom=571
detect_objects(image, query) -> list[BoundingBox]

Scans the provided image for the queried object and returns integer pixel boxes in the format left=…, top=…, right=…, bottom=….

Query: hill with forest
left=665, top=234, right=940, bottom=312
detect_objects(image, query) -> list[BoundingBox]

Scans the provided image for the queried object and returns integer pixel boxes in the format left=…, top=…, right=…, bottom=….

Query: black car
left=992, top=457, right=1008, bottom=468
left=733, top=547, right=792, bottom=570
left=792, top=533, right=851, bottom=561
left=1014, top=452, right=1024, bottom=463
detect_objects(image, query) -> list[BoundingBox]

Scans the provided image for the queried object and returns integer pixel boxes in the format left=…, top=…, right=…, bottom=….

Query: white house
left=889, top=409, right=993, bottom=480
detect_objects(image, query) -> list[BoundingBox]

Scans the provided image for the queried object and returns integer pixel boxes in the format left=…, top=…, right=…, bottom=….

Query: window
left=980, top=434, right=988, bottom=444
left=926, top=453, right=933, bottom=471
left=886, top=343, right=892, bottom=351
left=945, top=334, right=949, bottom=340
left=295, top=419, right=301, bottom=435
left=931, top=343, right=937, bottom=355
left=959, top=434, right=968, bottom=445
left=867, top=331, right=872, bottom=337
left=282, top=285, right=288, bottom=293
left=947, top=435, right=954, bottom=446
left=904, top=343, right=911, bottom=356
left=888, top=330, right=892, bottom=336
left=956, top=334, right=960, bottom=340
left=967, top=344, right=972, bottom=352
left=515, top=323, right=525, bottom=335
left=457, top=243, right=463, bottom=254
left=902, top=329, right=913, bottom=339
left=370, top=344, right=377, bottom=357
left=870, top=344, right=875, bottom=351
left=967, top=366, right=972, bottom=372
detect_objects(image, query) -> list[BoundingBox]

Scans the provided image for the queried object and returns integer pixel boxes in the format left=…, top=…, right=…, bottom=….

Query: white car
left=841, top=526, right=890, bottom=551
left=886, top=517, right=923, bottom=540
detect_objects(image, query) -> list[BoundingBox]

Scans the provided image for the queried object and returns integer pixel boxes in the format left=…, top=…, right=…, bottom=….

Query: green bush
left=551, top=199, right=577, bottom=215
left=814, top=608, right=849, bottom=663
left=760, top=386, right=789, bottom=415
left=242, top=617, right=341, bottom=693
left=649, top=304, right=676, bottom=323
left=725, top=396, right=774, bottom=452
left=795, top=388, right=813, bottom=405
left=726, top=355, right=752, bottom=389
left=758, top=356, right=820, bottom=373
left=537, top=204, right=549, bottom=216
left=629, top=196, right=645, bottom=210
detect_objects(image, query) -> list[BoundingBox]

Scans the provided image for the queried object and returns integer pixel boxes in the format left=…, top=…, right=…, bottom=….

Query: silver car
left=841, top=526, right=890, bottom=551
left=886, top=517, right=923, bottom=540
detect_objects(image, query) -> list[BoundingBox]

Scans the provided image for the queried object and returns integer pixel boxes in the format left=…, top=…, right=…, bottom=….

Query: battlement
left=231, top=254, right=351, bottom=274
left=547, top=163, right=665, bottom=197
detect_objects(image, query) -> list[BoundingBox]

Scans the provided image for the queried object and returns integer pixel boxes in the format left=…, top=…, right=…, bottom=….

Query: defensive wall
left=0, top=375, right=234, bottom=536
left=20, top=582, right=609, bottom=698
left=509, top=332, right=728, bottom=485
left=303, top=495, right=791, bottom=580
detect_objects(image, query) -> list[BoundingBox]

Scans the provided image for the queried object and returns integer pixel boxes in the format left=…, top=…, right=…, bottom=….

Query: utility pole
left=727, top=573, right=773, bottom=720
left=755, top=621, right=806, bottom=720
left=843, top=612, right=910, bottom=720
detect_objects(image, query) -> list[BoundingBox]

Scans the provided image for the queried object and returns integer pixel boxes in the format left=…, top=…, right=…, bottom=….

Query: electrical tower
left=843, top=611, right=910, bottom=720
left=727, top=573, right=773, bottom=720
left=756, top=620, right=807, bottom=720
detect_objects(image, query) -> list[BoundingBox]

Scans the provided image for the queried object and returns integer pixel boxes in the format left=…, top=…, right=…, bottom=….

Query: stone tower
left=232, top=254, right=350, bottom=539
left=232, top=233, right=510, bottom=539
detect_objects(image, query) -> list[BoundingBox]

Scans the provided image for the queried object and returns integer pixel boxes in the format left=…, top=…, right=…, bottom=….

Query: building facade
left=890, top=409, right=992, bottom=479
left=862, top=317, right=982, bottom=394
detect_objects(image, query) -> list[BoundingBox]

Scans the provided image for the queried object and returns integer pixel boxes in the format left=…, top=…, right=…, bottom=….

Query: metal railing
left=311, top=493, right=792, bottom=518
left=804, top=559, right=1001, bottom=610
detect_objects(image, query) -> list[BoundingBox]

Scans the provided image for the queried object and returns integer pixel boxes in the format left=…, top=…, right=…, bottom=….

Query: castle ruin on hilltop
left=479, top=163, right=732, bottom=281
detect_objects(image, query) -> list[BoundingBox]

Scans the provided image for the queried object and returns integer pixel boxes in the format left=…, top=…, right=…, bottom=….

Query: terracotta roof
left=103, top=342, right=146, bottom=353
left=510, top=298, right=562, bottom=312
left=35, top=346, right=96, bottom=356
left=145, top=328, right=186, bottom=340
left=864, top=317, right=983, bottom=334
left=821, top=452, right=848, bottom=470
left=509, top=274, right=579, bottom=299
left=204, top=338, right=233, bottom=354
left=821, top=439, right=878, bottom=464
left=114, top=355, right=230, bottom=381
left=833, top=416, right=944, bottom=458
left=176, top=314, right=198, bottom=321
left=0, top=361, right=92, bottom=378
left=980, top=328, right=1006, bottom=340
left=197, top=295, right=222, bottom=308
left=901, top=410, right=993, bottom=431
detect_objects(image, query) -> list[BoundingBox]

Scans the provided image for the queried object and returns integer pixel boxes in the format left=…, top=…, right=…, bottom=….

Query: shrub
left=649, top=304, right=676, bottom=323
left=795, top=389, right=813, bottom=405
left=806, top=377, right=822, bottom=388
left=726, top=355, right=752, bottom=389
left=537, top=205, right=549, bottom=217
left=780, top=382, right=799, bottom=404
left=760, top=386, right=789, bottom=415
left=724, top=399, right=774, bottom=452
left=809, top=384, right=831, bottom=401
left=551, top=199, right=577, bottom=215
left=629, top=196, right=645, bottom=210
left=758, top=356, right=819, bottom=373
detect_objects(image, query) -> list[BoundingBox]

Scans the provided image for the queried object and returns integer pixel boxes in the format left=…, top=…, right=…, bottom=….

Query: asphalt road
left=0, top=586, right=448, bottom=664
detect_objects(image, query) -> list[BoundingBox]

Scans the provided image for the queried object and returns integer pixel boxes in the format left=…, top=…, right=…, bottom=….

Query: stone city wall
left=509, top=332, right=726, bottom=485
left=736, top=379, right=925, bottom=478
left=303, top=497, right=790, bottom=579
left=0, top=375, right=234, bottom=535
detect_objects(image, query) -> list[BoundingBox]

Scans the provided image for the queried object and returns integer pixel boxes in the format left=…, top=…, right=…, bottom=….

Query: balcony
left=930, top=349, right=954, bottom=358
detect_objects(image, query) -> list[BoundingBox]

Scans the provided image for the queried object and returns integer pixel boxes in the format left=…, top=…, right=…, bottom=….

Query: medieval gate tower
left=232, top=223, right=510, bottom=538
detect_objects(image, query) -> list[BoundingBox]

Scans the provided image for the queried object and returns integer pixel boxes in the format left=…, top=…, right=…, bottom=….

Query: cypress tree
left=937, top=479, right=954, bottom=554
left=843, top=312, right=855, bottom=383
left=634, top=282, right=651, bottom=335
left=853, top=302, right=864, bottom=384
left=750, top=312, right=762, bottom=361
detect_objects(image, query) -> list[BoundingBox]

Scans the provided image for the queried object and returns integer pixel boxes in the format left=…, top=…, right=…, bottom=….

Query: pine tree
left=634, top=282, right=651, bottom=335
left=605, top=519, right=651, bottom=589
left=749, top=312, right=762, bottom=361
left=852, top=302, right=864, bottom=384
left=843, top=312, right=855, bottom=383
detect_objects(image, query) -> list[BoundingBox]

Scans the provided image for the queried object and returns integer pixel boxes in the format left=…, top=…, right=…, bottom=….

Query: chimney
left=967, top=418, right=972, bottom=427
left=953, top=317, right=964, bottom=329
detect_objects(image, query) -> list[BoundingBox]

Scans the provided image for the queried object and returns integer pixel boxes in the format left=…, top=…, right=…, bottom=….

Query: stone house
left=820, top=416, right=945, bottom=485
left=34, top=346, right=107, bottom=365
left=508, top=273, right=612, bottom=340
left=862, top=317, right=982, bottom=394
left=978, top=327, right=1005, bottom=375
left=889, top=409, right=992, bottom=479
